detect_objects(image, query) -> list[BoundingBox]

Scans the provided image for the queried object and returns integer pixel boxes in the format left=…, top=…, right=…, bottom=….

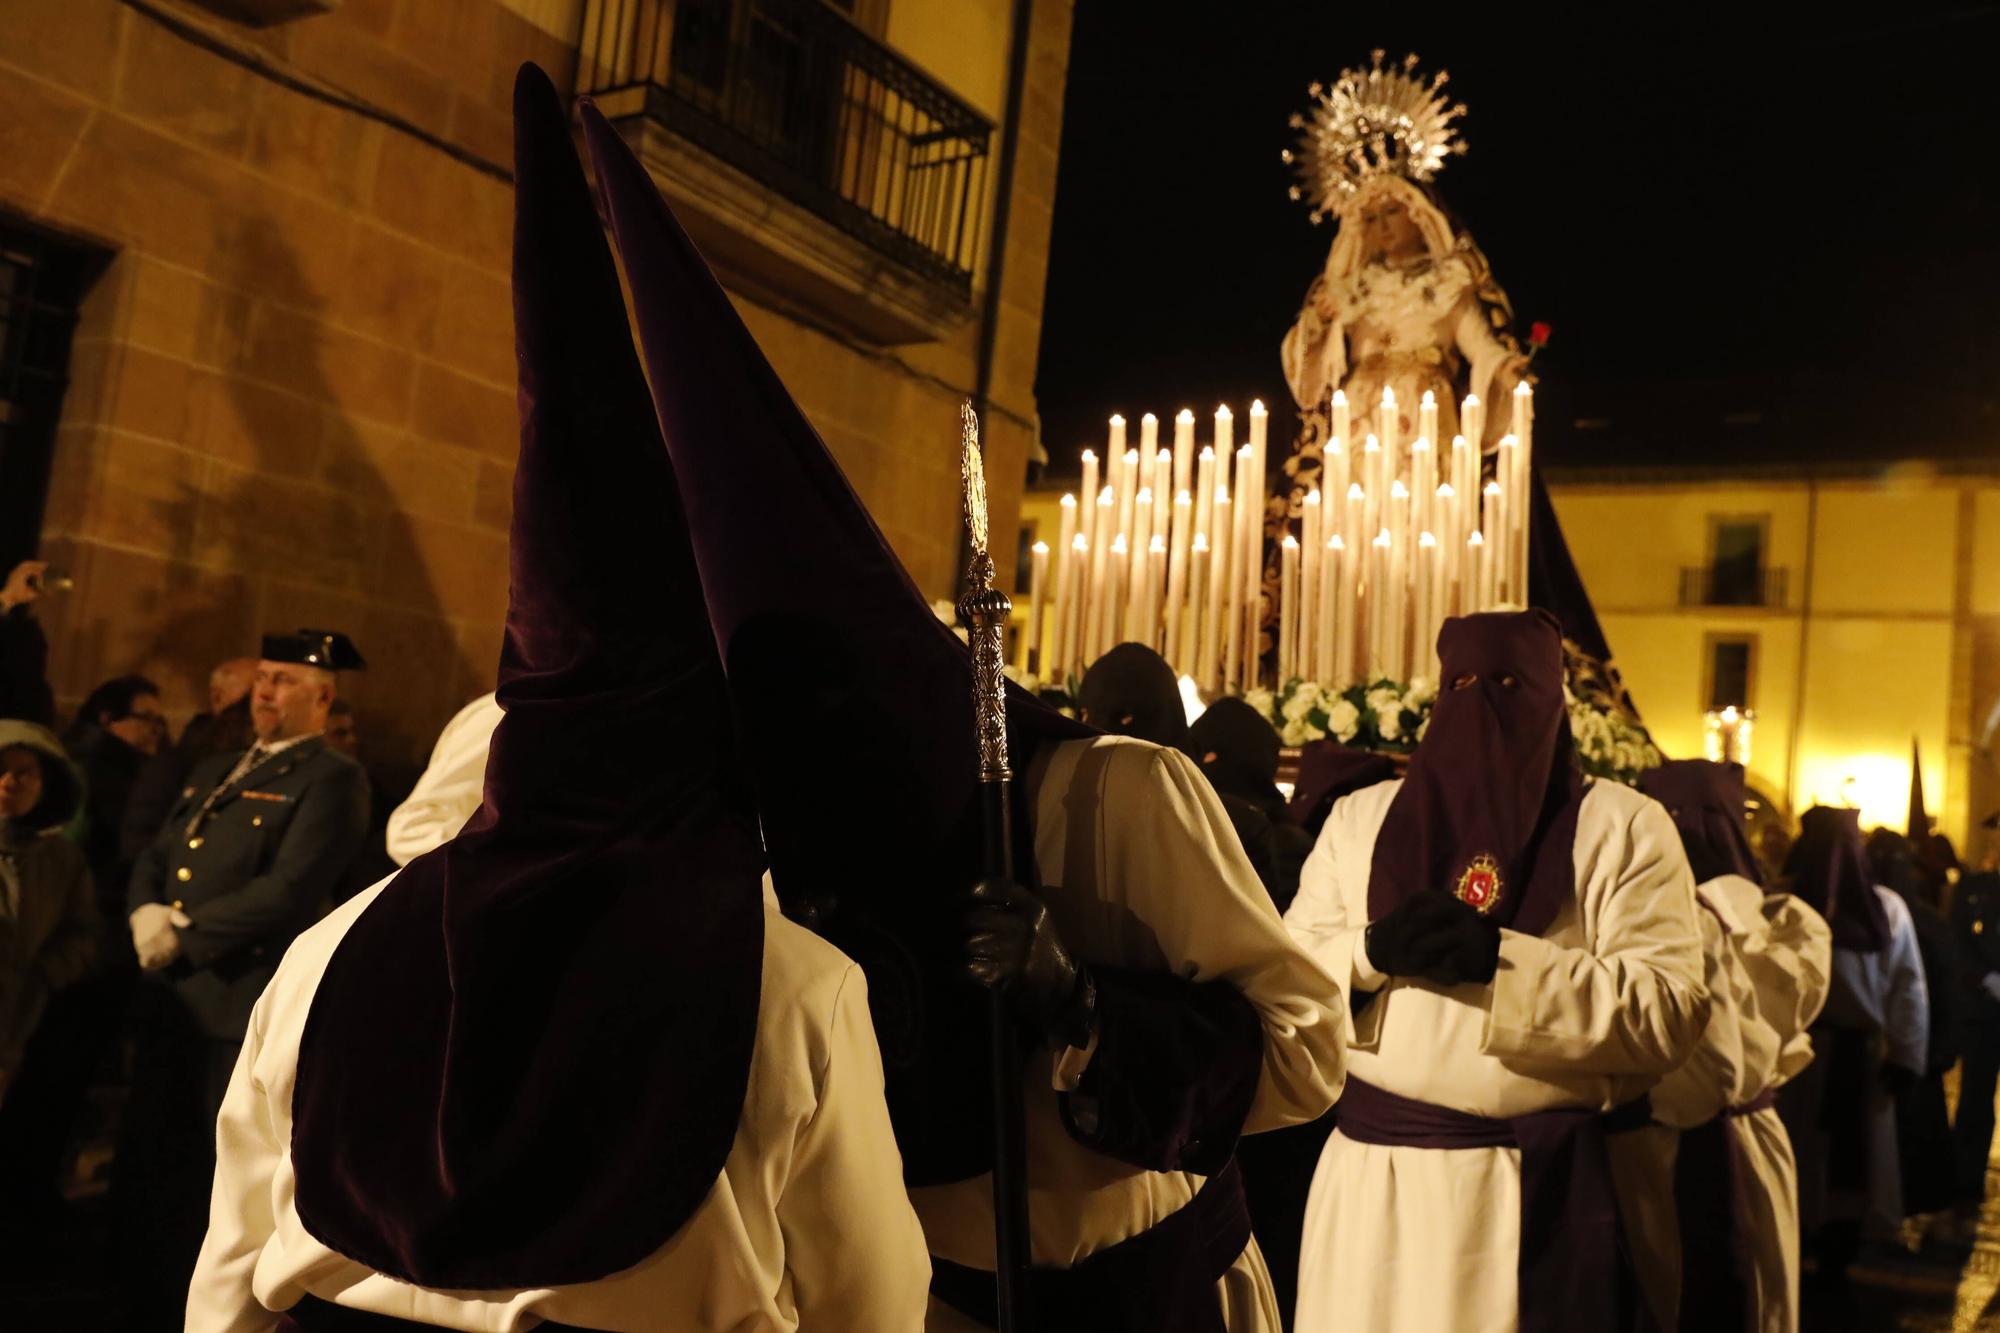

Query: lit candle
left=1173, top=409, right=1196, bottom=499
left=1325, top=432, right=1350, bottom=514
left=1249, top=400, right=1270, bottom=559
left=1116, top=449, right=1140, bottom=557
left=1387, top=527, right=1408, bottom=682
left=1419, top=390, right=1439, bottom=448
left=1104, top=535, right=1129, bottom=655
left=1079, top=448, right=1100, bottom=525
left=1410, top=435, right=1435, bottom=540
left=1389, top=479, right=1410, bottom=558
left=1482, top=480, right=1506, bottom=605
left=1193, top=447, right=1216, bottom=555
left=1329, top=534, right=1354, bottom=687
left=1449, top=435, right=1474, bottom=539
left=1127, top=487, right=1154, bottom=634
left=1188, top=533, right=1212, bottom=683
left=1378, top=387, right=1399, bottom=479
left=1202, top=487, right=1232, bottom=692
left=1026, top=540, right=1049, bottom=673
left=1344, top=482, right=1366, bottom=574
left=1511, top=379, right=1533, bottom=444
left=1165, top=489, right=1193, bottom=671
left=1435, top=483, right=1459, bottom=614
left=1215, top=403, right=1234, bottom=458
left=1362, top=435, right=1383, bottom=539
left=1467, top=530, right=1488, bottom=614
left=1049, top=493, right=1078, bottom=678
left=1084, top=487, right=1114, bottom=662
left=1496, top=435, right=1521, bottom=602
left=1461, top=393, right=1483, bottom=450
left=1140, top=411, right=1159, bottom=461
left=1413, top=531, right=1437, bottom=684
left=1331, top=389, right=1350, bottom=445
left=1369, top=529, right=1394, bottom=678
left=1315, top=531, right=1337, bottom=683
left=1152, top=450, right=1173, bottom=546
left=1225, top=448, right=1252, bottom=690
left=1300, top=489, right=1322, bottom=681
left=1108, top=413, right=1127, bottom=460
left=1279, top=535, right=1301, bottom=683
left=1145, top=535, right=1167, bottom=648
left=1063, top=534, right=1089, bottom=683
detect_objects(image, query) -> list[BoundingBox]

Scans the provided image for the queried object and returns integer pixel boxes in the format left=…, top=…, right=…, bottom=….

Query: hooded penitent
left=1786, top=805, right=1890, bottom=953
left=1638, top=760, right=1764, bottom=887
left=580, top=102, right=1091, bottom=1185
left=1080, top=642, right=1187, bottom=748
left=288, top=65, right=765, bottom=1289
left=1368, top=609, right=1585, bottom=935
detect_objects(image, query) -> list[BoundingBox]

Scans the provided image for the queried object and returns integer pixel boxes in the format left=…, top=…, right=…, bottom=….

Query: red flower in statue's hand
left=1528, top=321, right=1552, bottom=347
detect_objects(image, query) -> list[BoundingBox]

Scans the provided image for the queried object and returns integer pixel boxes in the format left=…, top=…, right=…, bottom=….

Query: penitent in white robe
left=383, top=692, right=502, bottom=868
left=1614, top=874, right=1832, bottom=1333
left=1282, top=778, right=1709, bottom=1333
left=186, top=880, right=933, bottom=1333
left=913, top=736, right=1347, bottom=1333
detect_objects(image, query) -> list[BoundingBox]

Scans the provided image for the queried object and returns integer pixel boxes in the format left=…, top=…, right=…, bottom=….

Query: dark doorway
left=0, top=217, right=109, bottom=569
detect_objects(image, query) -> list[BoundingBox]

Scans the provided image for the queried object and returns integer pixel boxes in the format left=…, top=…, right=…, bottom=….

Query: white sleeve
left=1104, top=746, right=1346, bottom=1132
left=185, top=998, right=283, bottom=1333
left=1649, top=908, right=1745, bottom=1126
left=1740, top=891, right=1833, bottom=1084
left=384, top=694, right=501, bottom=866
left=1482, top=795, right=1711, bottom=1077
left=1284, top=796, right=1389, bottom=1052
left=1879, top=890, right=1930, bottom=1075
left=776, top=965, right=931, bottom=1330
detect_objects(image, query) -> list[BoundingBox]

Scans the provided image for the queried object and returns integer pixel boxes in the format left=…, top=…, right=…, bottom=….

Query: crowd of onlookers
left=0, top=559, right=406, bottom=1326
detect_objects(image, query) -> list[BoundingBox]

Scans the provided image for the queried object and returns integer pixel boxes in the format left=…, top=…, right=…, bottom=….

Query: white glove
left=129, top=903, right=192, bottom=971
left=1982, top=972, right=2000, bottom=1005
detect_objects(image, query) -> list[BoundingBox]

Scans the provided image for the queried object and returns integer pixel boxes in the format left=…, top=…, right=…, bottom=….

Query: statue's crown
left=1283, top=51, right=1467, bottom=224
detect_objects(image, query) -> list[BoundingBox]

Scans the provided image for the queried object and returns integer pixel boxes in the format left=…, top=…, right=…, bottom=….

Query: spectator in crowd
left=0, top=719, right=99, bottom=1252
left=114, top=631, right=371, bottom=1328
left=1953, top=827, right=2000, bottom=1223
left=63, top=674, right=167, bottom=910
left=1183, top=697, right=1315, bottom=913
left=0, top=561, right=56, bottom=728
left=117, top=658, right=256, bottom=869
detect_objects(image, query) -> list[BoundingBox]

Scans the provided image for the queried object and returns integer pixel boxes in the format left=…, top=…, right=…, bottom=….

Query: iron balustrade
left=579, top=0, right=992, bottom=299
left=1678, top=566, right=1790, bottom=609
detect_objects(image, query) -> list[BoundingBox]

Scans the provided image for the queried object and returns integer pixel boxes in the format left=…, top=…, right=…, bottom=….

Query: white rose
left=1405, top=675, right=1438, bottom=706
left=1280, top=718, right=1310, bottom=747
left=1327, top=699, right=1361, bottom=743
left=1282, top=688, right=1319, bottom=723
left=1376, top=707, right=1403, bottom=741
left=1365, top=686, right=1400, bottom=714
left=1243, top=687, right=1276, bottom=721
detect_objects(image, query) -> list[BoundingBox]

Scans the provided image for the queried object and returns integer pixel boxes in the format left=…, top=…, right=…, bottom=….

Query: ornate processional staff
left=957, top=402, right=1035, bottom=1332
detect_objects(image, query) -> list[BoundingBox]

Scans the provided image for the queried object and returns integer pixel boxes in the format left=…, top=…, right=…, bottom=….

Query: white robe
left=1283, top=778, right=1709, bottom=1333
left=912, top=736, right=1347, bottom=1333
left=1825, top=886, right=1928, bottom=1236
left=1614, top=874, right=1833, bottom=1333
left=186, top=880, right=933, bottom=1332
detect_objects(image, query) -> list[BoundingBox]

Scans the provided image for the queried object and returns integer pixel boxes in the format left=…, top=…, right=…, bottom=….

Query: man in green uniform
left=116, top=628, right=371, bottom=1328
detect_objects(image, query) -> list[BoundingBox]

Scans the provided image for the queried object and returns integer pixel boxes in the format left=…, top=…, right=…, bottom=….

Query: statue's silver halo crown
left=1283, top=51, right=1467, bottom=225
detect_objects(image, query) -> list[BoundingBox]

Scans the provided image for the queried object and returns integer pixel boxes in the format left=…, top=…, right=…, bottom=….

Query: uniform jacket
left=126, top=737, right=369, bottom=1041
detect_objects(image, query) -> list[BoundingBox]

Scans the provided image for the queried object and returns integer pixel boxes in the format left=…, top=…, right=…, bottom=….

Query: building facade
left=1550, top=462, right=2000, bottom=851
left=1, top=0, right=1072, bottom=773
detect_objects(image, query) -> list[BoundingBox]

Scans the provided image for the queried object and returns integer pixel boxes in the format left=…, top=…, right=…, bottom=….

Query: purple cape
left=288, top=64, right=765, bottom=1288
left=1638, top=759, right=1764, bottom=887
left=1367, top=610, right=1585, bottom=936
left=579, top=101, right=1091, bottom=1185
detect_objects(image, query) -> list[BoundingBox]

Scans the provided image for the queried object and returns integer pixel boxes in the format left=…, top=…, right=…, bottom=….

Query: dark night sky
left=1033, top=5, right=2000, bottom=474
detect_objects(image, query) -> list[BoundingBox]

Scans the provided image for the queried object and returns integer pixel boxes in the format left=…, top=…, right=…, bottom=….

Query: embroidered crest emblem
left=1455, top=854, right=1503, bottom=914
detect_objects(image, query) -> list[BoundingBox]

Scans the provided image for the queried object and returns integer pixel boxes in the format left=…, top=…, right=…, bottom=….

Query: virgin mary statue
left=1276, top=54, right=1530, bottom=522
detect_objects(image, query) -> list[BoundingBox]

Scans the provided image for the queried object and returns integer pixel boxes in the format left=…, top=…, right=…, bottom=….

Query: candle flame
left=1328, top=436, right=1345, bottom=456
left=1216, top=485, right=1231, bottom=502
left=1112, top=534, right=1129, bottom=554
left=1451, top=434, right=1468, bottom=449
left=1464, top=394, right=1480, bottom=408
left=1348, top=482, right=1365, bottom=499
left=1238, top=445, right=1252, bottom=460
left=1421, top=390, right=1436, bottom=405
left=1437, top=482, right=1455, bottom=498
left=1514, top=381, right=1532, bottom=397
left=1175, top=488, right=1192, bottom=504
left=1198, top=445, right=1214, bottom=460
left=1329, top=534, right=1345, bottom=550
left=1137, top=487, right=1153, bottom=503
left=1282, top=534, right=1299, bottom=549
left=1193, top=533, right=1210, bottom=552
left=1251, top=399, right=1266, bottom=415
left=1150, top=535, right=1167, bottom=553
left=1390, top=479, right=1409, bottom=498
left=1216, top=405, right=1233, bottom=420
left=1412, top=435, right=1431, bottom=452
left=1363, top=434, right=1381, bottom=453
left=1032, top=540, right=1049, bottom=554
left=1125, top=449, right=1139, bottom=465
left=1382, top=387, right=1396, bottom=406
left=1098, top=488, right=1114, bottom=506
left=1485, top=480, right=1503, bottom=496
left=1374, top=528, right=1392, bottom=547
left=1060, top=492, right=1077, bottom=507
left=1081, top=448, right=1097, bottom=464
left=1498, top=433, right=1517, bottom=449
left=1177, top=408, right=1195, bottom=423
left=1141, top=412, right=1158, bottom=424
left=1469, top=530, right=1485, bottom=547
left=1072, top=534, right=1088, bottom=552
left=1304, top=489, right=1321, bottom=505
left=1109, top=414, right=1125, bottom=426
left=1418, top=531, right=1437, bottom=547
left=1332, top=389, right=1348, bottom=405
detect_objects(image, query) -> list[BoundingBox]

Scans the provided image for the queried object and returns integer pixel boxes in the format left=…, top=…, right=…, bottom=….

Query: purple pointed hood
left=1786, top=805, right=1889, bottom=953
left=288, top=64, right=765, bottom=1288
left=1638, top=760, right=1764, bottom=887
left=580, top=103, right=1088, bottom=1183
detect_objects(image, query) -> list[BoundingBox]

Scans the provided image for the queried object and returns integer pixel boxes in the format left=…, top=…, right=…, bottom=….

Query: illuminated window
left=1706, top=635, right=1755, bottom=710
left=1708, top=519, right=1766, bottom=606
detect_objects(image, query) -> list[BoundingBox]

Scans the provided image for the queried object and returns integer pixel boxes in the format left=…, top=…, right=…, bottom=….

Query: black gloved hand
left=1880, top=1062, right=1920, bottom=1098
left=965, top=877, right=1095, bottom=1047
left=1363, top=891, right=1501, bottom=987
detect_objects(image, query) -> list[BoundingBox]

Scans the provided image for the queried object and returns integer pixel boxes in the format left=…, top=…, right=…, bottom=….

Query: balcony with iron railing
left=1678, top=566, right=1790, bottom=609
left=577, top=0, right=993, bottom=342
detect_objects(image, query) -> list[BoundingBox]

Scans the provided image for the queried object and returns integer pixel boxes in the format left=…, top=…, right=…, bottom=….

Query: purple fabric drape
left=1638, top=760, right=1764, bottom=887
left=289, top=65, right=765, bottom=1289
left=1787, top=806, right=1890, bottom=953
left=1366, top=611, right=1585, bottom=938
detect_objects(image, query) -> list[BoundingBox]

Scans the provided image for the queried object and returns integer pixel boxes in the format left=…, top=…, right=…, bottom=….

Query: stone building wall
left=0, top=0, right=1073, bottom=774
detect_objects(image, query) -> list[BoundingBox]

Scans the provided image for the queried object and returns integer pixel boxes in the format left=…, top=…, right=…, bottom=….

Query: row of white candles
left=1022, top=382, right=1535, bottom=692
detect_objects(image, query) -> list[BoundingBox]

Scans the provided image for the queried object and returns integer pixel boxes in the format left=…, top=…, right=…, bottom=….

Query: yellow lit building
left=1549, top=462, right=1999, bottom=849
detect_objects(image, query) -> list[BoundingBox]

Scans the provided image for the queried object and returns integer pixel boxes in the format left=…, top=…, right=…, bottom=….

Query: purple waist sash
left=1334, top=1078, right=1651, bottom=1333
left=1675, top=1087, right=1780, bottom=1333
left=278, top=1294, right=601, bottom=1332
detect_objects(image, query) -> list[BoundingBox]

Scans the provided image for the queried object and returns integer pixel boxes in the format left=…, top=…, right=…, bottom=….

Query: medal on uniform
left=1455, top=853, right=1503, bottom=914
